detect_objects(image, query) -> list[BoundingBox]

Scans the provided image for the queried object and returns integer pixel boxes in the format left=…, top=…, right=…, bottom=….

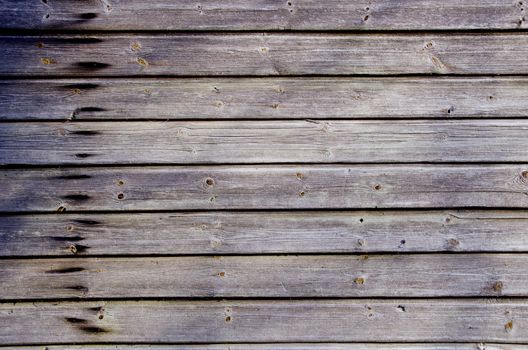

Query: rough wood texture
left=2, top=165, right=527, bottom=212
left=1, top=300, right=527, bottom=343
left=3, top=34, right=528, bottom=76
left=1, top=345, right=524, bottom=350
left=3, top=77, right=528, bottom=121
left=2, top=120, right=528, bottom=165
left=1, top=254, right=525, bottom=299
left=2, top=211, right=528, bottom=256
left=1, top=0, right=526, bottom=30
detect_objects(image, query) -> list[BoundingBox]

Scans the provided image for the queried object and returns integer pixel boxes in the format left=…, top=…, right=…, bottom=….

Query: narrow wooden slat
left=2, top=120, right=528, bottom=165
left=5, top=344, right=519, bottom=350
left=2, top=211, right=528, bottom=256
left=2, top=34, right=528, bottom=76
left=1, top=300, right=527, bottom=343
left=1, top=254, right=525, bottom=299
left=1, top=0, right=525, bottom=31
left=3, top=77, right=528, bottom=121
left=1, top=165, right=527, bottom=212
left=1, top=344, right=524, bottom=350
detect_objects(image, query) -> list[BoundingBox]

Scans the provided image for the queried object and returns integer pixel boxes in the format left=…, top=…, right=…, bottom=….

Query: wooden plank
left=2, top=34, right=528, bottom=76
left=3, top=77, right=528, bottom=121
left=1, top=165, right=527, bottom=212
left=1, top=299, right=527, bottom=343
left=1, top=254, right=526, bottom=299
left=2, top=210, right=528, bottom=256
left=1, top=344, right=525, bottom=350
left=1, top=0, right=525, bottom=31
left=2, top=120, right=528, bottom=165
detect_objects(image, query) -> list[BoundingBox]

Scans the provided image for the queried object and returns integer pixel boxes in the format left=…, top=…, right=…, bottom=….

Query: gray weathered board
left=2, top=120, right=528, bottom=165
left=2, top=78, right=528, bottom=120
left=1, top=211, right=527, bottom=256
left=1, top=0, right=526, bottom=30
left=0, top=254, right=524, bottom=299
left=2, top=165, right=528, bottom=212
left=2, top=34, right=528, bottom=76
left=0, top=300, right=527, bottom=343
left=1, top=0, right=528, bottom=347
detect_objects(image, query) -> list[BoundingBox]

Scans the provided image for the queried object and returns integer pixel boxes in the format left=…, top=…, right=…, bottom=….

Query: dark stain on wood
left=46, top=267, right=85, bottom=274
left=61, top=83, right=100, bottom=90
left=77, top=107, right=106, bottom=112
left=73, top=219, right=102, bottom=225
left=65, top=316, right=110, bottom=334
left=75, top=62, right=111, bottom=70
left=70, top=130, right=101, bottom=136
left=62, top=194, right=90, bottom=201
left=88, top=306, right=105, bottom=314
left=79, top=325, right=110, bottom=334
left=65, top=285, right=89, bottom=293
left=79, top=13, right=99, bottom=20
left=65, top=317, right=88, bottom=324
left=75, top=153, right=94, bottom=159
left=55, top=174, right=91, bottom=180
left=51, top=236, right=85, bottom=242
left=69, top=244, right=91, bottom=254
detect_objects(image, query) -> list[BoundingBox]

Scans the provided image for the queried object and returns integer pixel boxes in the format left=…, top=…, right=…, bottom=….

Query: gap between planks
left=0, top=345, right=526, bottom=350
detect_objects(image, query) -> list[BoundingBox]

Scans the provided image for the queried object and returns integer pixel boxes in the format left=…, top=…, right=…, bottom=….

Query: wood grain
left=2, top=120, right=528, bottom=165
left=1, top=299, right=527, bottom=343
left=1, top=0, right=525, bottom=31
left=2, top=165, right=527, bottom=212
left=3, top=34, right=528, bottom=76
left=2, top=77, right=528, bottom=121
left=1, top=254, right=526, bottom=299
left=1, top=345, right=524, bottom=350
left=2, top=210, right=528, bottom=256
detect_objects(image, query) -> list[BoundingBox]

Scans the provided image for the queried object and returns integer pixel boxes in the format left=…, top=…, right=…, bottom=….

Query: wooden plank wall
left=0, top=0, right=528, bottom=348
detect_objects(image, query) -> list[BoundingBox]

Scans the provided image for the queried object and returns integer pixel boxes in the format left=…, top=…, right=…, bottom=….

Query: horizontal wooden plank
left=1, top=254, right=526, bottom=299
left=1, top=345, right=524, bottom=350
left=2, top=120, right=528, bottom=165
left=1, top=0, right=526, bottom=31
left=1, top=299, right=527, bottom=343
left=3, top=77, right=528, bottom=121
left=2, top=34, right=528, bottom=76
left=3, top=210, right=528, bottom=256
left=1, top=165, right=527, bottom=212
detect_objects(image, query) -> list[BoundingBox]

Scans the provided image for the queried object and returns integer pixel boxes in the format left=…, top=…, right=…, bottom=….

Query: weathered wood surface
left=3, top=77, right=528, bottom=121
left=3, top=34, right=528, bottom=76
left=1, top=300, right=527, bottom=343
left=1, top=254, right=525, bottom=299
left=2, top=165, right=528, bottom=212
left=2, top=345, right=525, bottom=350
left=2, top=120, right=528, bottom=165
left=1, top=0, right=526, bottom=31
left=2, top=211, right=528, bottom=256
